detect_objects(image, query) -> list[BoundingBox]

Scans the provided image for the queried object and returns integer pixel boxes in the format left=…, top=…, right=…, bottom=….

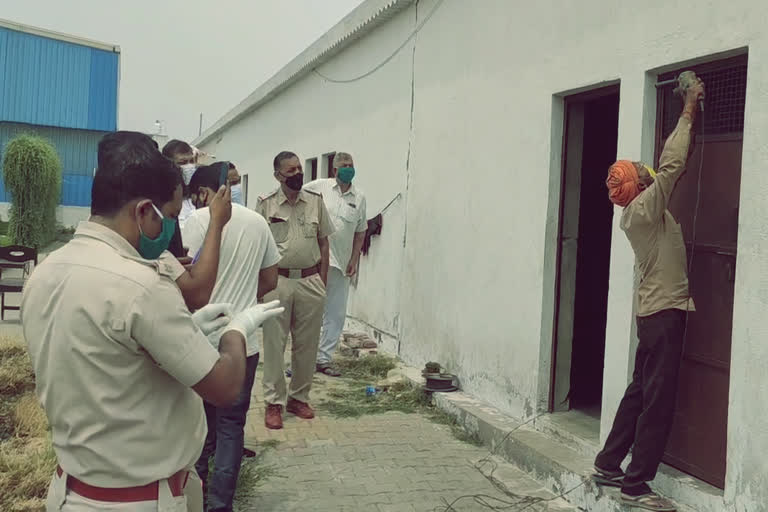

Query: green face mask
left=337, top=166, right=355, bottom=184
left=138, top=203, right=176, bottom=259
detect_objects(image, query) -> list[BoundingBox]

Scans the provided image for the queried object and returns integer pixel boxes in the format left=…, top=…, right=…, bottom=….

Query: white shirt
left=179, top=198, right=196, bottom=229
left=182, top=204, right=281, bottom=355
left=304, top=178, right=367, bottom=271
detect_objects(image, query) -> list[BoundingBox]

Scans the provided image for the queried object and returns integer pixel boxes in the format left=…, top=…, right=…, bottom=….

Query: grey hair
left=333, top=152, right=353, bottom=168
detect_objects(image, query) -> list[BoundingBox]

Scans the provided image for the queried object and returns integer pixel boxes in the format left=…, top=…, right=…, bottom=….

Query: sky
left=0, top=0, right=365, bottom=142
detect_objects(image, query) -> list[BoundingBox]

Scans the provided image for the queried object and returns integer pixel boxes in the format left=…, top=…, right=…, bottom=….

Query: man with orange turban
left=594, top=77, right=705, bottom=512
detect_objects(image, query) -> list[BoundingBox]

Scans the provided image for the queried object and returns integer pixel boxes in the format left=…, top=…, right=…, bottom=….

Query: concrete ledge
left=393, top=364, right=716, bottom=512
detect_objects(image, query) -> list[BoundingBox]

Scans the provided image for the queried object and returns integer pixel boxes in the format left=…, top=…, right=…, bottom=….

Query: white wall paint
left=201, top=0, right=768, bottom=506
left=199, top=6, right=416, bottom=342
left=0, top=203, right=89, bottom=229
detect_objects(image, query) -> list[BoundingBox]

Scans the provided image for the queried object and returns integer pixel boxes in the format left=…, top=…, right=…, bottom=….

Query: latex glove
left=224, top=300, right=284, bottom=338
left=191, top=303, right=233, bottom=335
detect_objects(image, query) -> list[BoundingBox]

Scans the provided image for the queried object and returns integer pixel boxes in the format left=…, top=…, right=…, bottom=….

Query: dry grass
left=0, top=436, right=56, bottom=511
left=13, top=393, right=48, bottom=438
left=0, top=335, right=54, bottom=512
left=0, top=336, right=34, bottom=397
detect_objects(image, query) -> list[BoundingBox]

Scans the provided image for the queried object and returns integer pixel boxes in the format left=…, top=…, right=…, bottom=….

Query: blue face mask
left=137, top=203, right=176, bottom=259
left=337, top=166, right=355, bottom=184
left=230, top=184, right=243, bottom=205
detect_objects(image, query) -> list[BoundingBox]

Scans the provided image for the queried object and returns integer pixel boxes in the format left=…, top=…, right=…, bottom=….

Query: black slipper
left=592, top=466, right=625, bottom=487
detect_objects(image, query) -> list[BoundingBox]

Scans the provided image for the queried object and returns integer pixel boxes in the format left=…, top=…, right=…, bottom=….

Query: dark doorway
left=307, top=158, right=318, bottom=181
left=551, top=87, right=619, bottom=416
left=655, top=54, right=746, bottom=489
left=326, top=152, right=336, bottom=179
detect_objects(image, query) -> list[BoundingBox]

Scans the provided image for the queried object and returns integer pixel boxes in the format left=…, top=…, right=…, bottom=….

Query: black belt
left=278, top=264, right=319, bottom=279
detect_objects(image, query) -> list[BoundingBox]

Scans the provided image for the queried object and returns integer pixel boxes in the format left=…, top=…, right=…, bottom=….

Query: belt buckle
left=288, top=269, right=302, bottom=279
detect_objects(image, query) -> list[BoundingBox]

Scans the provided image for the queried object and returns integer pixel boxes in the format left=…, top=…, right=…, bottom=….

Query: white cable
left=312, top=0, right=445, bottom=84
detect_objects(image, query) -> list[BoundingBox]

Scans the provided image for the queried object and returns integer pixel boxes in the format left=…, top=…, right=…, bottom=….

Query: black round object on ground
left=425, top=374, right=458, bottom=392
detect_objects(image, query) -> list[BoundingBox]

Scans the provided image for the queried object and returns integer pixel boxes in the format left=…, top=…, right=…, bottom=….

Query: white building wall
left=198, top=6, right=416, bottom=346
left=198, top=0, right=768, bottom=507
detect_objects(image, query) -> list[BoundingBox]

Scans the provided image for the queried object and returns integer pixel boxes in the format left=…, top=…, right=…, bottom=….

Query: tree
left=2, top=134, right=62, bottom=248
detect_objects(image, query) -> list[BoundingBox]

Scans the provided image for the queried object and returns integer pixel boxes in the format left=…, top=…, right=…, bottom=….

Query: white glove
left=224, top=300, right=284, bottom=338
left=191, top=303, right=233, bottom=335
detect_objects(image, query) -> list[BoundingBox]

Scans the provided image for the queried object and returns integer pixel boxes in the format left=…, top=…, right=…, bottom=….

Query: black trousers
left=595, top=309, right=686, bottom=488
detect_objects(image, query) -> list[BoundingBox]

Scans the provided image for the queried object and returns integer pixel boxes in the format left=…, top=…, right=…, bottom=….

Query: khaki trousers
left=262, top=274, right=326, bottom=405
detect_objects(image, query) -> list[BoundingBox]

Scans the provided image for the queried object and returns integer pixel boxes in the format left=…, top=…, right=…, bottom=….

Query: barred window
left=659, top=60, right=747, bottom=140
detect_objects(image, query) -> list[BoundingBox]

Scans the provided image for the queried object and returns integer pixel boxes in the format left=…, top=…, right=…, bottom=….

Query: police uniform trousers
left=262, top=273, right=326, bottom=405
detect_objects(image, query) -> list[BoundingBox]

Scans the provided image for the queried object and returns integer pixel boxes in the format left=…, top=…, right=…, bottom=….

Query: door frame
left=549, top=84, right=620, bottom=412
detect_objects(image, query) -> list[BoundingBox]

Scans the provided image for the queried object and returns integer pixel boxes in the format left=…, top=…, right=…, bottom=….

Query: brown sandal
left=620, top=491, right=676, bottom=511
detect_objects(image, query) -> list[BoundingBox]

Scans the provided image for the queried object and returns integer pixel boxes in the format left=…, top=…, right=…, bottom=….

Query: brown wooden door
left=655, top=56, right=746, bottom=489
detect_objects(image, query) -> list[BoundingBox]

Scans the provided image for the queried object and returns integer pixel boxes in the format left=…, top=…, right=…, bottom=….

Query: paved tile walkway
left=239, top=357, right=572, bottom=512
left=0, top=275, right=574, bottom=512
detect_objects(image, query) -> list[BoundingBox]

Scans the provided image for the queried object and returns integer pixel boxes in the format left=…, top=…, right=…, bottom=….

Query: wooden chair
left=0, top=245, right=38, bottom=320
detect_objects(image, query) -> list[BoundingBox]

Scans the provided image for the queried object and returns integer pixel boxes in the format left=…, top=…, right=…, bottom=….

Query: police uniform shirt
left=255, top=187, right=335, bottom=269
left=21, top=221, right=220, bottom=487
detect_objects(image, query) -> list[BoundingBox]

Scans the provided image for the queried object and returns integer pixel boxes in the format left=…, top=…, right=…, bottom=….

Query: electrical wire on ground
left=312, top=0, right=445, bottom=84
left=431, top=412, right=588, bottom=511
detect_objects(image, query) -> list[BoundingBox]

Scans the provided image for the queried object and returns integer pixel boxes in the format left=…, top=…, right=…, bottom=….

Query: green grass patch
left=321, top=380, right=431, bottom=418
left=332, top=354, right=397, bottom=380
left=232, top=442, right=281, bottom=511
left=319, top=355, right=483, bottom=446
left=203, top=440, right=282, bottom=511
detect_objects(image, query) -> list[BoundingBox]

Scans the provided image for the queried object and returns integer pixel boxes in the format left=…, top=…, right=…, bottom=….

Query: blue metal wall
left=0, top=122, right=103, bottom=206
left=0, top=25, right=119, bottom=207
left=0, top=26, right=118, bottom=132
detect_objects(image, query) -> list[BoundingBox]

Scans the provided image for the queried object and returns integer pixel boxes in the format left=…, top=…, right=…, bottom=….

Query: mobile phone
left=219, top=162, right=230, bottom=187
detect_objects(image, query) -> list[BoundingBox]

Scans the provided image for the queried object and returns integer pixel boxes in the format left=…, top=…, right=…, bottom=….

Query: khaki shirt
left=622, top=116, right=696, bottom=317
left=256, top=187, right=335, bottom=269
left=21, top=221, right=220, bottom=487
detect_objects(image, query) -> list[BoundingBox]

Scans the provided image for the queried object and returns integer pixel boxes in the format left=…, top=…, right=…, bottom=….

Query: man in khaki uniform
left=256, top=151, right=335, bottom=430
left=21, top=132, right=283, bottom=512
left=593, top=78, right=705, bottom=512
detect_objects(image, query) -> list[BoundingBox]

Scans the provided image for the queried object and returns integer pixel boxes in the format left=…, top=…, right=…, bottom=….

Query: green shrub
left=2, top=135, right=62, bottom=248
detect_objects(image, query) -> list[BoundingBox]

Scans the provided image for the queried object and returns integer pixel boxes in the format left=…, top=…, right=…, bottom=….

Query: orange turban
left=606, top=160, right=640, bottom=207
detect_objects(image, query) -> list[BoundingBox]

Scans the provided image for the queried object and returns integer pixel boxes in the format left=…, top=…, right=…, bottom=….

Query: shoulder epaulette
left=304, top=189, right=321, bottom=197
left=259, top=189, right=278, bottom=201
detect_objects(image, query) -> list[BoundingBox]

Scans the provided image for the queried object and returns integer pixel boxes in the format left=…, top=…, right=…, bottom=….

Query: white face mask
left=180, top=164, right=197, bottom=186
left=230, top=184, right=243, bottom=205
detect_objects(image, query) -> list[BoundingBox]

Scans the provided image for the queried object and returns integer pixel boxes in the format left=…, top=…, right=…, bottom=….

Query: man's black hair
left=273, top=151, right=298, bottom=172
left=161, top=139, right=193, bottom=160
left=92, top=131, right=183, bottom=217
left=189, top=162, right=227, bottom=193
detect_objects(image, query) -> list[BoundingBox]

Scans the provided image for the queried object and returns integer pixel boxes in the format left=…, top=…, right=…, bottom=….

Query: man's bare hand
left=209, top=182, right=232, bottom=228
left=346, top=257, right=359, bottom=277
left=177, top=256, right=193, bottom=266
